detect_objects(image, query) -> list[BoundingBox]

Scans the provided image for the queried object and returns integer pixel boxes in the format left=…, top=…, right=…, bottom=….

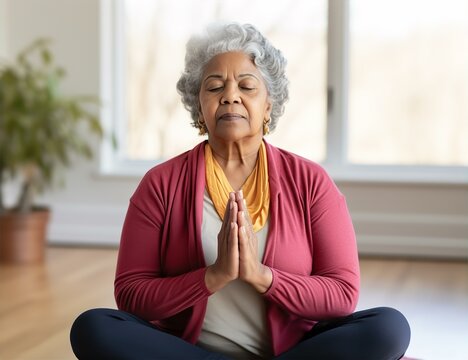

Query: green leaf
left=0, top=37, right=110, bottom=209
left=41, top=49, right=51, bottom=65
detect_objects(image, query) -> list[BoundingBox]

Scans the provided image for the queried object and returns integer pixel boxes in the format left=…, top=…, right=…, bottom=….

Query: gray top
left=197, top=190, right=271, bottom=360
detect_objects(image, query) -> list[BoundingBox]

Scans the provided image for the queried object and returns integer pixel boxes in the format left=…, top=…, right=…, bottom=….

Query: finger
left=237, top=210, right=247, bottom=229
left=223, top=194, right=238, bottom=249
left=235, top=190, right=246, bottom=212
left=238, top=225, right=252, bottom=264
left=238, top=224, right=247, bottom=245
left=245, top=212, right=254, bottom=233
left=220, top=193, right=234, bottom=234
left=236, top=195, right=254, bottom=235
left=230, top=195, right=238, bottom=221
left=230, top=221, right=238, bottom=241
left=229, top=221, right=239, bottom=255
left=238, top=225, right=245, bottom=258
left=236, top=191, right=254, bottom=228
left=229, top=192, right=237, bottom=224
left=238, top=204, right=254, bottom=234
left=239, top=224, right=258, bottom=264
left=220, top=218, right=234, bottom=258
left=239, top=215, right=257, bottom=251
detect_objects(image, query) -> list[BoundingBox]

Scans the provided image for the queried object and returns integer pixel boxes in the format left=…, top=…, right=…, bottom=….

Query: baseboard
left=357, top=235, right=468, bottom=259
left=47, top=203, right=126, bottom=246
left=353, top=212, right=468, bottom=259
left=46, top=204, right=468, bottom=259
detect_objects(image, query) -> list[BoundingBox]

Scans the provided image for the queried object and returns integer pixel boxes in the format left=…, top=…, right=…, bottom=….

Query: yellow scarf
left=204, top=142, right=270, bottom=232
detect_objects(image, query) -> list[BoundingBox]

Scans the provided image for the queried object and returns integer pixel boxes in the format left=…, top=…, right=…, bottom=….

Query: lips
left=217, top=112, right=246, bottom=121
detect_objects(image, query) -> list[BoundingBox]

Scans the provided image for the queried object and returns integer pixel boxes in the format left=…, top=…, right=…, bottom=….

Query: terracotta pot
left=0, top=208, right=50, bottom=264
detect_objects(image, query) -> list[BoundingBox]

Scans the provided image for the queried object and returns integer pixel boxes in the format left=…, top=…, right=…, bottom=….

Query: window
left=118, top=0, right=327, bottom=161
left=349, top=0, right=468, bottom=166
left=100, top=0, right=468, bottom=183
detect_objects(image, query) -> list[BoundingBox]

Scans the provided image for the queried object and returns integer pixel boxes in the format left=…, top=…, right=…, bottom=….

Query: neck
left=208, top=137, right=263, bottom=171
left=207, top=136, right=263, bottom=191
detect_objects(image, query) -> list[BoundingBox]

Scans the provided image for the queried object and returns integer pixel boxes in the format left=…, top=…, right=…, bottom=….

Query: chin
left=217, top=132, right=262, bottom=144
left=215, top=128, right=246, bottom=140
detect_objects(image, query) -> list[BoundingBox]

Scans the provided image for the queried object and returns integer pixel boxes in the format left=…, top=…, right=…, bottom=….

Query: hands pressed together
left=205, top=190, right=273, bottom=294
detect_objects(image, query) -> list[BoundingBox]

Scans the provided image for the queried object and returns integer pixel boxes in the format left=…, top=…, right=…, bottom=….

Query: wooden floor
left=0, top=247, right=467, bottom=360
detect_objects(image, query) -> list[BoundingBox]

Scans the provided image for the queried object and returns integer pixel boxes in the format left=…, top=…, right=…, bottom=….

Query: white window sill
left=96, top=158, right=468, bottom=186
left=324, top=164, right=468, bottom=185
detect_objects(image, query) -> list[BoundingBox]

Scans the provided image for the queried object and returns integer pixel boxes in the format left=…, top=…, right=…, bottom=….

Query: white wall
left=3, top=0, right=468, bottom=258
left=0, top=0, right=7, bottom=58
left=4, top=0, right=135, bottom=243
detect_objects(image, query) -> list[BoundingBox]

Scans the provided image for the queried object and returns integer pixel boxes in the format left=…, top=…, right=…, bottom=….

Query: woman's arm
left=263, top=194, right=360, bottom=320
left=237, top=184, right=359, bottom=320
left=114, top=201, right=212, bottom=321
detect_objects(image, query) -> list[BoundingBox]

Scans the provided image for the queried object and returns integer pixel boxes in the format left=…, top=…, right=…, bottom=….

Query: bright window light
left=123, top=0, right=327, bottom=161
left=348, top=0, right=468, bottom=166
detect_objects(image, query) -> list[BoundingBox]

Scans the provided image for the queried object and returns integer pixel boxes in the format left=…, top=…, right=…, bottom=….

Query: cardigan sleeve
left=114, top=175, right=212, bottom=321
left=263, top=171, right=360, bottom=321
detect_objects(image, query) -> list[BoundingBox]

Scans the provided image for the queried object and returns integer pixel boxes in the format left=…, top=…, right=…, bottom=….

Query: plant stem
left=17, top=180, right=34, bottom=213
left=16, top=163, right=38, bottom=213
left=0, top=182, right=4, bottom=214
left=0, top=165, right=4, bottom=213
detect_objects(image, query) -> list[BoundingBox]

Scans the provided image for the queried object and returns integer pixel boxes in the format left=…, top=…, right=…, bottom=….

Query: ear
left=198, top=111, right=205, bottom=124
left=198, top=103, right=205, bottom=122
left=264, top=99, right=272, bottom=120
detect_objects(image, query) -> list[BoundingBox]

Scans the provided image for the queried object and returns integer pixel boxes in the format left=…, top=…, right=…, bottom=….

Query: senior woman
left=70, top=23, right=410, bottom=359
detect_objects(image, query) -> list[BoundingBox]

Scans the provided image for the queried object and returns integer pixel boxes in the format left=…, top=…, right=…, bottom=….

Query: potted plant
left=0, top=38, right=105, bottom=264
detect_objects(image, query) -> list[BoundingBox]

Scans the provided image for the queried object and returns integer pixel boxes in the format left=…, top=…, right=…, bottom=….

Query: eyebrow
left=203, top=73, right=260, bottom=83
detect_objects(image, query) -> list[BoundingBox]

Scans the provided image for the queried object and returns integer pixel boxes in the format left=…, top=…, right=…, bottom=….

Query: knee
left=71, top=308, right=110, bottom=335
left=366, top=307, right=411, bottom=355
left=374, top=307, right=411, bottom=335
left=70, top=308, right=115, bottom=358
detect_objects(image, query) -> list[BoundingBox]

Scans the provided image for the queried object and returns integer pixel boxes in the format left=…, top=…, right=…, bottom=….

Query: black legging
left=70, top=307, right=410, bottom=360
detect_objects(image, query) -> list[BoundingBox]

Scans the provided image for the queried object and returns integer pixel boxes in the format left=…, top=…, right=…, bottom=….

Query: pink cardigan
left=115, top=140, right=360, bottom=356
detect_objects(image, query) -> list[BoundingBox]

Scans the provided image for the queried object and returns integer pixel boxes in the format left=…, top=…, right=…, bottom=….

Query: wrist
left=205, top=265, right=232, bottom=293
left=249, top=265, right=273, bottom=294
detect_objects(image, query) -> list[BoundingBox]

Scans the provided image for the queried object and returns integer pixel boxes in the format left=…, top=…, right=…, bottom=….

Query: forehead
left=202, top=51, right=261, bottom=79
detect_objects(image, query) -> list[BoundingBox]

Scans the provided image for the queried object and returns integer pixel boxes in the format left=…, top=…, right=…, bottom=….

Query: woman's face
left=199, top=52, right=271, bottom=143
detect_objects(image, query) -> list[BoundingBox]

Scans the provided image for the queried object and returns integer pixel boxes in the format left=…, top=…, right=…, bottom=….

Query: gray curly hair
left=176, top=23, right=289, bottom=133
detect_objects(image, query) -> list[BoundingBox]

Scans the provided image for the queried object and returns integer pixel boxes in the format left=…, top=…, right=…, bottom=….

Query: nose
left=220, top=83, right=241, bottom=104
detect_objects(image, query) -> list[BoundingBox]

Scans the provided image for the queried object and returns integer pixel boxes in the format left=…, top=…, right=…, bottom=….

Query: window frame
left=99, top=0, right=468, bottom=184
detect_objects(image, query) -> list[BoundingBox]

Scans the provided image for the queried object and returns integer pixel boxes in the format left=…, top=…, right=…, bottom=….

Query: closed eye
left=208, top=87, right=223, bottom=92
